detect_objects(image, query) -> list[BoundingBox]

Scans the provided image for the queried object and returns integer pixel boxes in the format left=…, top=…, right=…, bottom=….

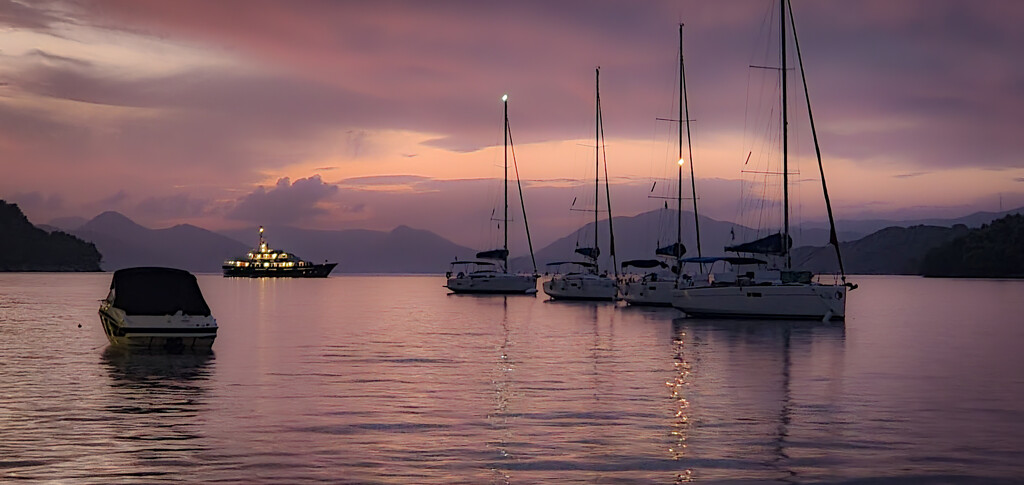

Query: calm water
left=1, top=274, right=1023, bottom=483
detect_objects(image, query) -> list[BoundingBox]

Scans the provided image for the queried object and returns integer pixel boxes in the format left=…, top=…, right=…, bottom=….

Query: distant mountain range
left=790, top=224, right=971, bottom=275
left=52, top=211, right=474, bottom=274
left=218, top=225, right=475, bottom=274
left=29, top=204, right=1024, bottom=275
left=71, top=212, right=249, bottom=273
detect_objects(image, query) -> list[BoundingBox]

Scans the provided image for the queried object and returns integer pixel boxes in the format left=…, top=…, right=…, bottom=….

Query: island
left=0, top=200, right=102, bottom=271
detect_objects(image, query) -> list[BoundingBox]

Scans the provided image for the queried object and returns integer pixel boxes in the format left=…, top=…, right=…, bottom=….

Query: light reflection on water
left=1, top=274, right=1023, bottom=483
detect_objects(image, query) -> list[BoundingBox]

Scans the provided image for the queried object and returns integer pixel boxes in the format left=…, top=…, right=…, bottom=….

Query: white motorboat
left=445, top=94, right=539, bottom=295
left=543, top=68, right=620, bottom=302
left=671, top=0, right=856, bottom=321
left=98, top=267, right=217, bottom=348
left=621, top=24, right=702, bottom=307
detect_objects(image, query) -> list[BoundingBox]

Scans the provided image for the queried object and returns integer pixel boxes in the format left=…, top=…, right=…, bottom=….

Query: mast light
left=501, top=94, right=508, bottom=102
left=678, top=158, right=686, bottom=166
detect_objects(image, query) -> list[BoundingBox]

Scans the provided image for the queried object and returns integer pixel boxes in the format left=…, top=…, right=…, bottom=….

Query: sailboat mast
left=780, top=0, right=790, bottom=269
left=677, top=25, right=683, bottom=253
left=787, top=0, right=846, bottom=282
left=594, top=67, right=601, bottom=271
left=503, top=93, right=509, bottom=273
left=680, top=24, right=702, bottom=261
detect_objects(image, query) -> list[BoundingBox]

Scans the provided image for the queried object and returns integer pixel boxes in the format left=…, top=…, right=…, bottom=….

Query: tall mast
left=503, top=93, right=509, bottom=273
left=594, top=67, right=601, bottom=272
left=677, top=24, right=683, bottom=253
left=787, top=0, right=846, bottom=283
left=680, top=23, right=702, bottom=262
left=599, top=70, right=618, bottom=277
left=780, top=0, right=790, bottom=269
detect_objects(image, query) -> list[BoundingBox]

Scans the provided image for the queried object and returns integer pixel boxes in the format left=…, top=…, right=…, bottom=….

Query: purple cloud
left=228, top=175, right=339, bottom=225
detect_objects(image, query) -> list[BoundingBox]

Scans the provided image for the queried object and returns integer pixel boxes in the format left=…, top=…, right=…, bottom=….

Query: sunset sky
left=2, top=0, right=1022, bottom=248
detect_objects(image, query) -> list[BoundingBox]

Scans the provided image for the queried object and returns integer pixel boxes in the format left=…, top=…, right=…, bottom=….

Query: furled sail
left=574, top=247, right=600, bottom=260
left=475, top=249, right=509, bottom=260
left=655, top=242, right=686, bottom=258
left=724, top=232, right=791, bottom=255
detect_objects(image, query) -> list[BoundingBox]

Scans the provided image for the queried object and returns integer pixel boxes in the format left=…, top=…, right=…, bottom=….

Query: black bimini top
left=110, top=267, right=212, bottom=316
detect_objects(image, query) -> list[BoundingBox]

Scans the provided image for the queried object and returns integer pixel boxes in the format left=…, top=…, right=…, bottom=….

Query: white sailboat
left=543, top=68, right=618, bottom=301
left=671, top=0, right=856, bottom=321
left=446, top=94, right=538, bottom=294
left=620, top=24, right=703, bottom=306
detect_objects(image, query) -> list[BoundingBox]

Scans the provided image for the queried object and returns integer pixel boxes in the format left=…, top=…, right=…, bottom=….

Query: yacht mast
left=680, top=23, right=702, bottom=261
left=594, top=67, right=601, bottom=273
left=599, top=69, right=617, bottom=277
left=780, top=0, right=791, bottom=269
left=787, top=0, right=846, bottom=283
left=503, top=93, right=509, bottom=274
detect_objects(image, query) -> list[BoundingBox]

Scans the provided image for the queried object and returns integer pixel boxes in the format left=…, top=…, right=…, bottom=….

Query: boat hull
left=99, top=307, right=217, bottom=349
left=446, top=274, right=538, bottom=294
left=671, top=283, right=847, bottom=320
left=619, top=280, right=675, bottom=306
left=222, top=262, right=337, bottom=278
left=543, top=275, right=617, bottom=301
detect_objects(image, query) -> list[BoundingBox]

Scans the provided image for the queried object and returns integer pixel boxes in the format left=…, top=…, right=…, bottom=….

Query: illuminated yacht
left=98, top=267, right=217, bottom=349
left=543, top=68, right=618, bottom=302
left=445, top=93, right=538, bottom=295
left=223, top=226, right=337, bottom=277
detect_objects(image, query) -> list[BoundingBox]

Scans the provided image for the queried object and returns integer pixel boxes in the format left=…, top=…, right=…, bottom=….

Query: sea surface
left=1, top=274, right=1023, bottom=484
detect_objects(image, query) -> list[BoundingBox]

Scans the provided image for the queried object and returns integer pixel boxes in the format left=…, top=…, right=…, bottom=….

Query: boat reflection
left=668, top=318, right=845, bottom=483
left=97, top=347, right=216, bottom=478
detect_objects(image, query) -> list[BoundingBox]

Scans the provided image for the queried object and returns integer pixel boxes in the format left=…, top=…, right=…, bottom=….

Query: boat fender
left=835, top=291, right=843, bottom=300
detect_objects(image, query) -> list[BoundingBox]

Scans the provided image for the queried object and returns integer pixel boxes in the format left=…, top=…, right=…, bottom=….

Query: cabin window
left=747, top=292, right=762, bottom=298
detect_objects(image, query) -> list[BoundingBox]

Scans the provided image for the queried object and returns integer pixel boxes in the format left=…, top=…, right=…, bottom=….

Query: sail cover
left=724, top=233, right=791, bottom=255
left=574, top=247, right=600, bottom=259
left=110, top=267, right=211, bottom=316
left=475, top=249, right=509, bottom=260
left=655, top=242, right=686, bottom=258
left=621, top=259, right=667, bottom=269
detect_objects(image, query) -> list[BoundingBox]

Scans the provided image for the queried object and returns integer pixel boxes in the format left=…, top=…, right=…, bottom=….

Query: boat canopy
left=110, top=267, right=211, bottom=316
left=724, top=232, right=791, bottom=255
left=449, top=260, right=497, bottom=266
left=655, top=242, right=686, bottom=258
left=679, top=256, right=767, bottom=265
left=475, top=249, right=509, bottom=260
left=546, top=261, right=597, bottom=268
left=621, top=259, right=668, bottom=269
left=574, top=247, right=600, bottom=260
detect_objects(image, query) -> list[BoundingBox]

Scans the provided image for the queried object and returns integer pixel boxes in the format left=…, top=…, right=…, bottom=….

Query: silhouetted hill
left=220, top=225, right=475, bottom=274
left=0, top=200, right=101, bottom=271
left=790, top=224, right=972, bottom=275
left=920, top=214, right=1024, bottom=278
left=73, top=212, right=248, bottom=272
